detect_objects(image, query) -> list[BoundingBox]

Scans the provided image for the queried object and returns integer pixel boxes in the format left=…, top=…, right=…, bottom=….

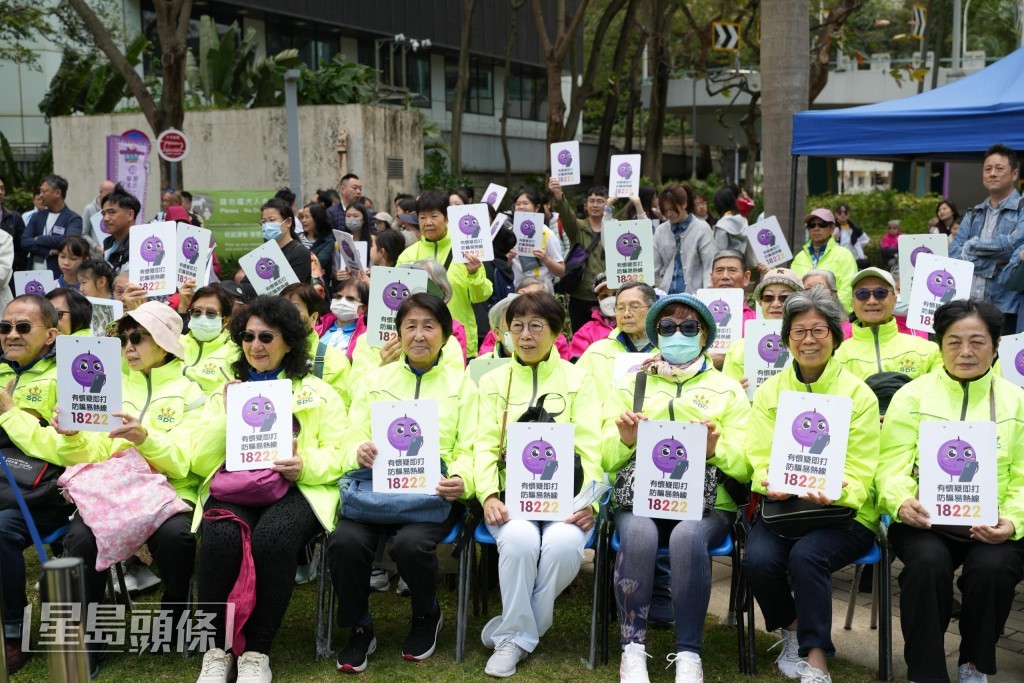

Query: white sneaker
left=396, top=576, right=410, bottom=596
left=768, top=629, right=804, bottom=679
left=485, top=639, right=527, bottom=678
left=235, top=651, right=272, bottom=683
left=796, top=661, right=832, bottom=683
left=667, top=651, right=703, bottom=683
left=958, top=663, right=988, bottom=683
left=196, top=648, right=234, bottom=683
left=619, top=642, right=651, bottom=683
left=369, top=568, right=390, bottom=592
left=481, top=615, right=502, bottom=649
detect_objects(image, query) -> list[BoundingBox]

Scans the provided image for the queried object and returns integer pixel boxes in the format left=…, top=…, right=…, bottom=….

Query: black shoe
left=952, top=597, right=962, bottom=620
left=337, top=624, right=376, bottom=674
left=402, top=609, right=443, bottom=661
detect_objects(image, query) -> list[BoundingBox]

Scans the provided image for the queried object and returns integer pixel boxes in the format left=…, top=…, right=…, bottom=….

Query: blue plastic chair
left=40, top=524, right=70, bottom=546
left=842, top=517, right=892, bottom=682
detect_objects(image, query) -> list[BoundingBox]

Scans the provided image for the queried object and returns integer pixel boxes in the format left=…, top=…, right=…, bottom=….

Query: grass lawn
left=12, top=549, right=882, bottom=682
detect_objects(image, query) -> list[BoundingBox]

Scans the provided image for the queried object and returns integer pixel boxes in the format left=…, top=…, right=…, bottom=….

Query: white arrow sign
left=712, top=22, right=740, bottom=51
left=911, top=4, right=927, bottom=39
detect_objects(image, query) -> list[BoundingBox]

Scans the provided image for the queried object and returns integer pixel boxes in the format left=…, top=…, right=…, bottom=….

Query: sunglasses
left=806, top=221, right=831, bottom=229
left=241, top=330, right=278, bottom=344
left=760, top=294, right=790, bottom=304
left=0, top=321, right=43, bottom=335
left=188, top=308, right=221, bottom=319
left=118, top=330, right=151, bottom=347
left=657, top=319, right=701, bottom=337
left=854, top=287, right=892, bottom=302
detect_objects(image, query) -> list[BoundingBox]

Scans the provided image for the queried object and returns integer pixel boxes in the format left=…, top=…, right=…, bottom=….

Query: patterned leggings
left=197, top=487, right=321, bottom=654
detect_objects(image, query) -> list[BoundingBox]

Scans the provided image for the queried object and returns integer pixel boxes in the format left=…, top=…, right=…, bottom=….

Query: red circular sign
left=157, top=129, right=189, bottom=162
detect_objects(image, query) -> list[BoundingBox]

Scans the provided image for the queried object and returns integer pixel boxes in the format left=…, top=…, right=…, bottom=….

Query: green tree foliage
left=39, top=34, right=148, bottom=120
left=0, top=132, right=53, bottom=211
left=297, top=54, right=378, bottom=106
left=418, top=150, right=474, bottom=194
left=185, top=16, right=301, bottom=108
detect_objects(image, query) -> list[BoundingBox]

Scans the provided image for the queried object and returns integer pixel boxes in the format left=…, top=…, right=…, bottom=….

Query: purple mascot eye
left=925, top=269, right=955, bottom=298
left=651, top=438, right=687, bottom=478
left=521, top=438, right=557, bottom=478
left=617, top=162, right=633, bottom=179
left=182, top=236, right=200, bottom=260
left=909, top=246, right=933, bottom=267
left=241, top=395, right=275, bottom=429
left=791, top=410, right=830, bottom=448
left=757, top=333, right=784, bottom=363
left=255, top=257, right=277, bottom=280
left=757, top=228, right=775, bottom=246
left=382, top=281, right=411, bottom=311
left=387, top=416, right=421, bottom=452
left=140, top=236, right=164, bottom=263
left=70, top=352, right=104, bottom=390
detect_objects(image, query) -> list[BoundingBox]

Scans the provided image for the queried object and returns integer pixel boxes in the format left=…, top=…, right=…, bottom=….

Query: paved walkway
left=707, top=557, right=1024, bottom=681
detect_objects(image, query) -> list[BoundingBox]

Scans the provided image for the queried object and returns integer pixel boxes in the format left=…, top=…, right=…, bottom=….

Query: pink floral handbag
left=57, top=447, right=191, bottom=571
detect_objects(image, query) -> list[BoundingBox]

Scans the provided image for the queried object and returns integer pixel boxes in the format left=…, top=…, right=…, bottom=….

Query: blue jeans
left=743, top=519, right=875, bottom=657
left=0, top=507, right=69, bottom=638
left=614, top=509, right=733, bottom=653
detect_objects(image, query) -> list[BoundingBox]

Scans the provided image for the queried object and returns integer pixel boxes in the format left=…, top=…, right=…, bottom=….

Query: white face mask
left=502, top=331, right=515, bottom=353
left=331, top=297, right=361, bottom=323
left=599, top=297, right=617, bottom=318
left=190, top=316, right=223, bottom=342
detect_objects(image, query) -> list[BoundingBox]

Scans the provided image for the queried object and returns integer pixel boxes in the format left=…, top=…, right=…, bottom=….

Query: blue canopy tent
left=787, top=47, right=1024, bottom=225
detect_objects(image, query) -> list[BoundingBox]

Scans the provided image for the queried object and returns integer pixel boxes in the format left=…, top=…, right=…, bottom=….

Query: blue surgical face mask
left=658, top=332, right=702, bottom=365
left=345, top=218, right=363, bottom=231
left=261, top=222, right=283, bottom=241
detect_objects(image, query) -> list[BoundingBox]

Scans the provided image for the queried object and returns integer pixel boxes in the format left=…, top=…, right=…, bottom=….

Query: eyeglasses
left=509, top=320, right=548, bottom=335
left=188, top=308, right=221, bottom=319
left=241, top=330, right=278, bottom=344
left=118, top=330, right=151, bottom=347
left=806, top=221, right=831, bottom=229
left=614, top=303, right=649, bottom=314
left=0, top=321, right=43, bottom=335
left=657, top=319, right=701, bottom=337
left=789, top=326, right=831, bottom=341
left=854, top=287, right=892, bottom=302
left=760, top=294, right=790, bottom=304
left=55, top=311, right=69, bottom=320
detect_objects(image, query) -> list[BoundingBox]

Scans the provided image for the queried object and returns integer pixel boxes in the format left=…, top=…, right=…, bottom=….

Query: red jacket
left=569, top=309, right=617, bottom=361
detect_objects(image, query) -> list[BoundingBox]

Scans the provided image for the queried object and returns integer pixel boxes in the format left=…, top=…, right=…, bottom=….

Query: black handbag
left=554, top=233, right=601, bottom=294
left=0, top=425, right=67, bottom=512
left=758, top=497, right=853, bottom=539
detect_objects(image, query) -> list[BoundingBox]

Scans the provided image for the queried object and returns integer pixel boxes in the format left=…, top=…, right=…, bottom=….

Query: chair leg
left=456, top=536, right=473, bottom=663
left=587, top=524, right=601, bottom=670
left=870, top=562, right=879, bottom=630
left=314, top=535, right=333, bottom=661
left=879, top=540, right=893, bottom=682
left=181, top=574, right=196, bottom=659
left=113, top=562, right=132, bottom=611
left=601, top=530, right=614, bottom=666
left=844, top=564, right=863, bottom=630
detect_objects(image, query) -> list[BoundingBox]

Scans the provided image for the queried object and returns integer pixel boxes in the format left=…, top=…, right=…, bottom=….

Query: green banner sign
left=190, top=190, right=273, bottom=259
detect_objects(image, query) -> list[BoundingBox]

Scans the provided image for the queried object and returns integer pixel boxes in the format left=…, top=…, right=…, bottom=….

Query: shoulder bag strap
left=632, top=371, right=647, bottom=413
left=443, top=248, right=454, bottom=271
left=0, top=451, right=48, bottom=563
left=313, top=341, right=327, bottom=379
left=497, top=367, right=515, bottom=462
left=990, top=383, right=996, bottom=422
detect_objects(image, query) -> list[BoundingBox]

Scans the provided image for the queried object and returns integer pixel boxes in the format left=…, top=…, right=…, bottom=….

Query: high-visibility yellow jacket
left=834, top=318, right=941, bottom=381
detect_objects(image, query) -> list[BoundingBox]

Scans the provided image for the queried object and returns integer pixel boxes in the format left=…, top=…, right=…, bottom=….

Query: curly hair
left=229, top=295, right=310, bottom=380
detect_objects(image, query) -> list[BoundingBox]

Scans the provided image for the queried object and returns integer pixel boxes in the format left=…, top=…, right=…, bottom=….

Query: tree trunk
left=564, top=0, right=627, bottom=140
left=594, top=0, right=642, bottom=186
left=68, top=0, right=193, bottom=189
left=531, top=0, right=592, bottom=147
left=642, top=0, right=672, bottom=184
left=808, top=0, right=864, bottom=105
left=761, top=0, right=808, bottom=249
left=500, top=0, right=525, bottom=188
left=450, top=0, right=478, bottom=176
left=740, top=91, right=761, bottom=191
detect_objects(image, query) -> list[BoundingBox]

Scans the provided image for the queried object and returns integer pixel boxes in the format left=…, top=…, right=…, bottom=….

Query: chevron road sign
left=911, top=4, right=927, bottom=39
left=712, top=21, right=741, bottom=51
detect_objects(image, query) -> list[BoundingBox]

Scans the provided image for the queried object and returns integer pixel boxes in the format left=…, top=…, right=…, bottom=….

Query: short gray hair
left=616, top=282, right=657, bottom=307
left=406, top=260, right=453, bottom=303
left=712, top=249, right=746, bottom=267
left=781, top=288, right=846, bottom=353
left=802, top=269, right=838, bottom=293
left=488, top=294, right=519, bottom=332
left=517, top=276, right=554, bottom=295
left=887, top=219, right=900, bottom=229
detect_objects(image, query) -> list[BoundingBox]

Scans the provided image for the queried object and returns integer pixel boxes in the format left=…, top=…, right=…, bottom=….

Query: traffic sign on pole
left=712, top=21, right=741, bottom=51
left=157, top=128, right=189, bottom=163
left=911, top=4, right=927, bottom=40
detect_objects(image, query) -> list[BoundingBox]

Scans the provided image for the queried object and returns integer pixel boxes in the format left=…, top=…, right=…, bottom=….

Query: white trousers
left=485, top=519, right=591, bottom=652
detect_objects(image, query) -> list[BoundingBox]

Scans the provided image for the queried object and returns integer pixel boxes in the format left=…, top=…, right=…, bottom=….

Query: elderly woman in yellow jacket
left=474, top=292, right=604, bottom=678
left=330, top=293, right=477, bottom=673
left=742, top=288, right=880, bottom=683
left=878, top=299, right=1024, bottom=683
